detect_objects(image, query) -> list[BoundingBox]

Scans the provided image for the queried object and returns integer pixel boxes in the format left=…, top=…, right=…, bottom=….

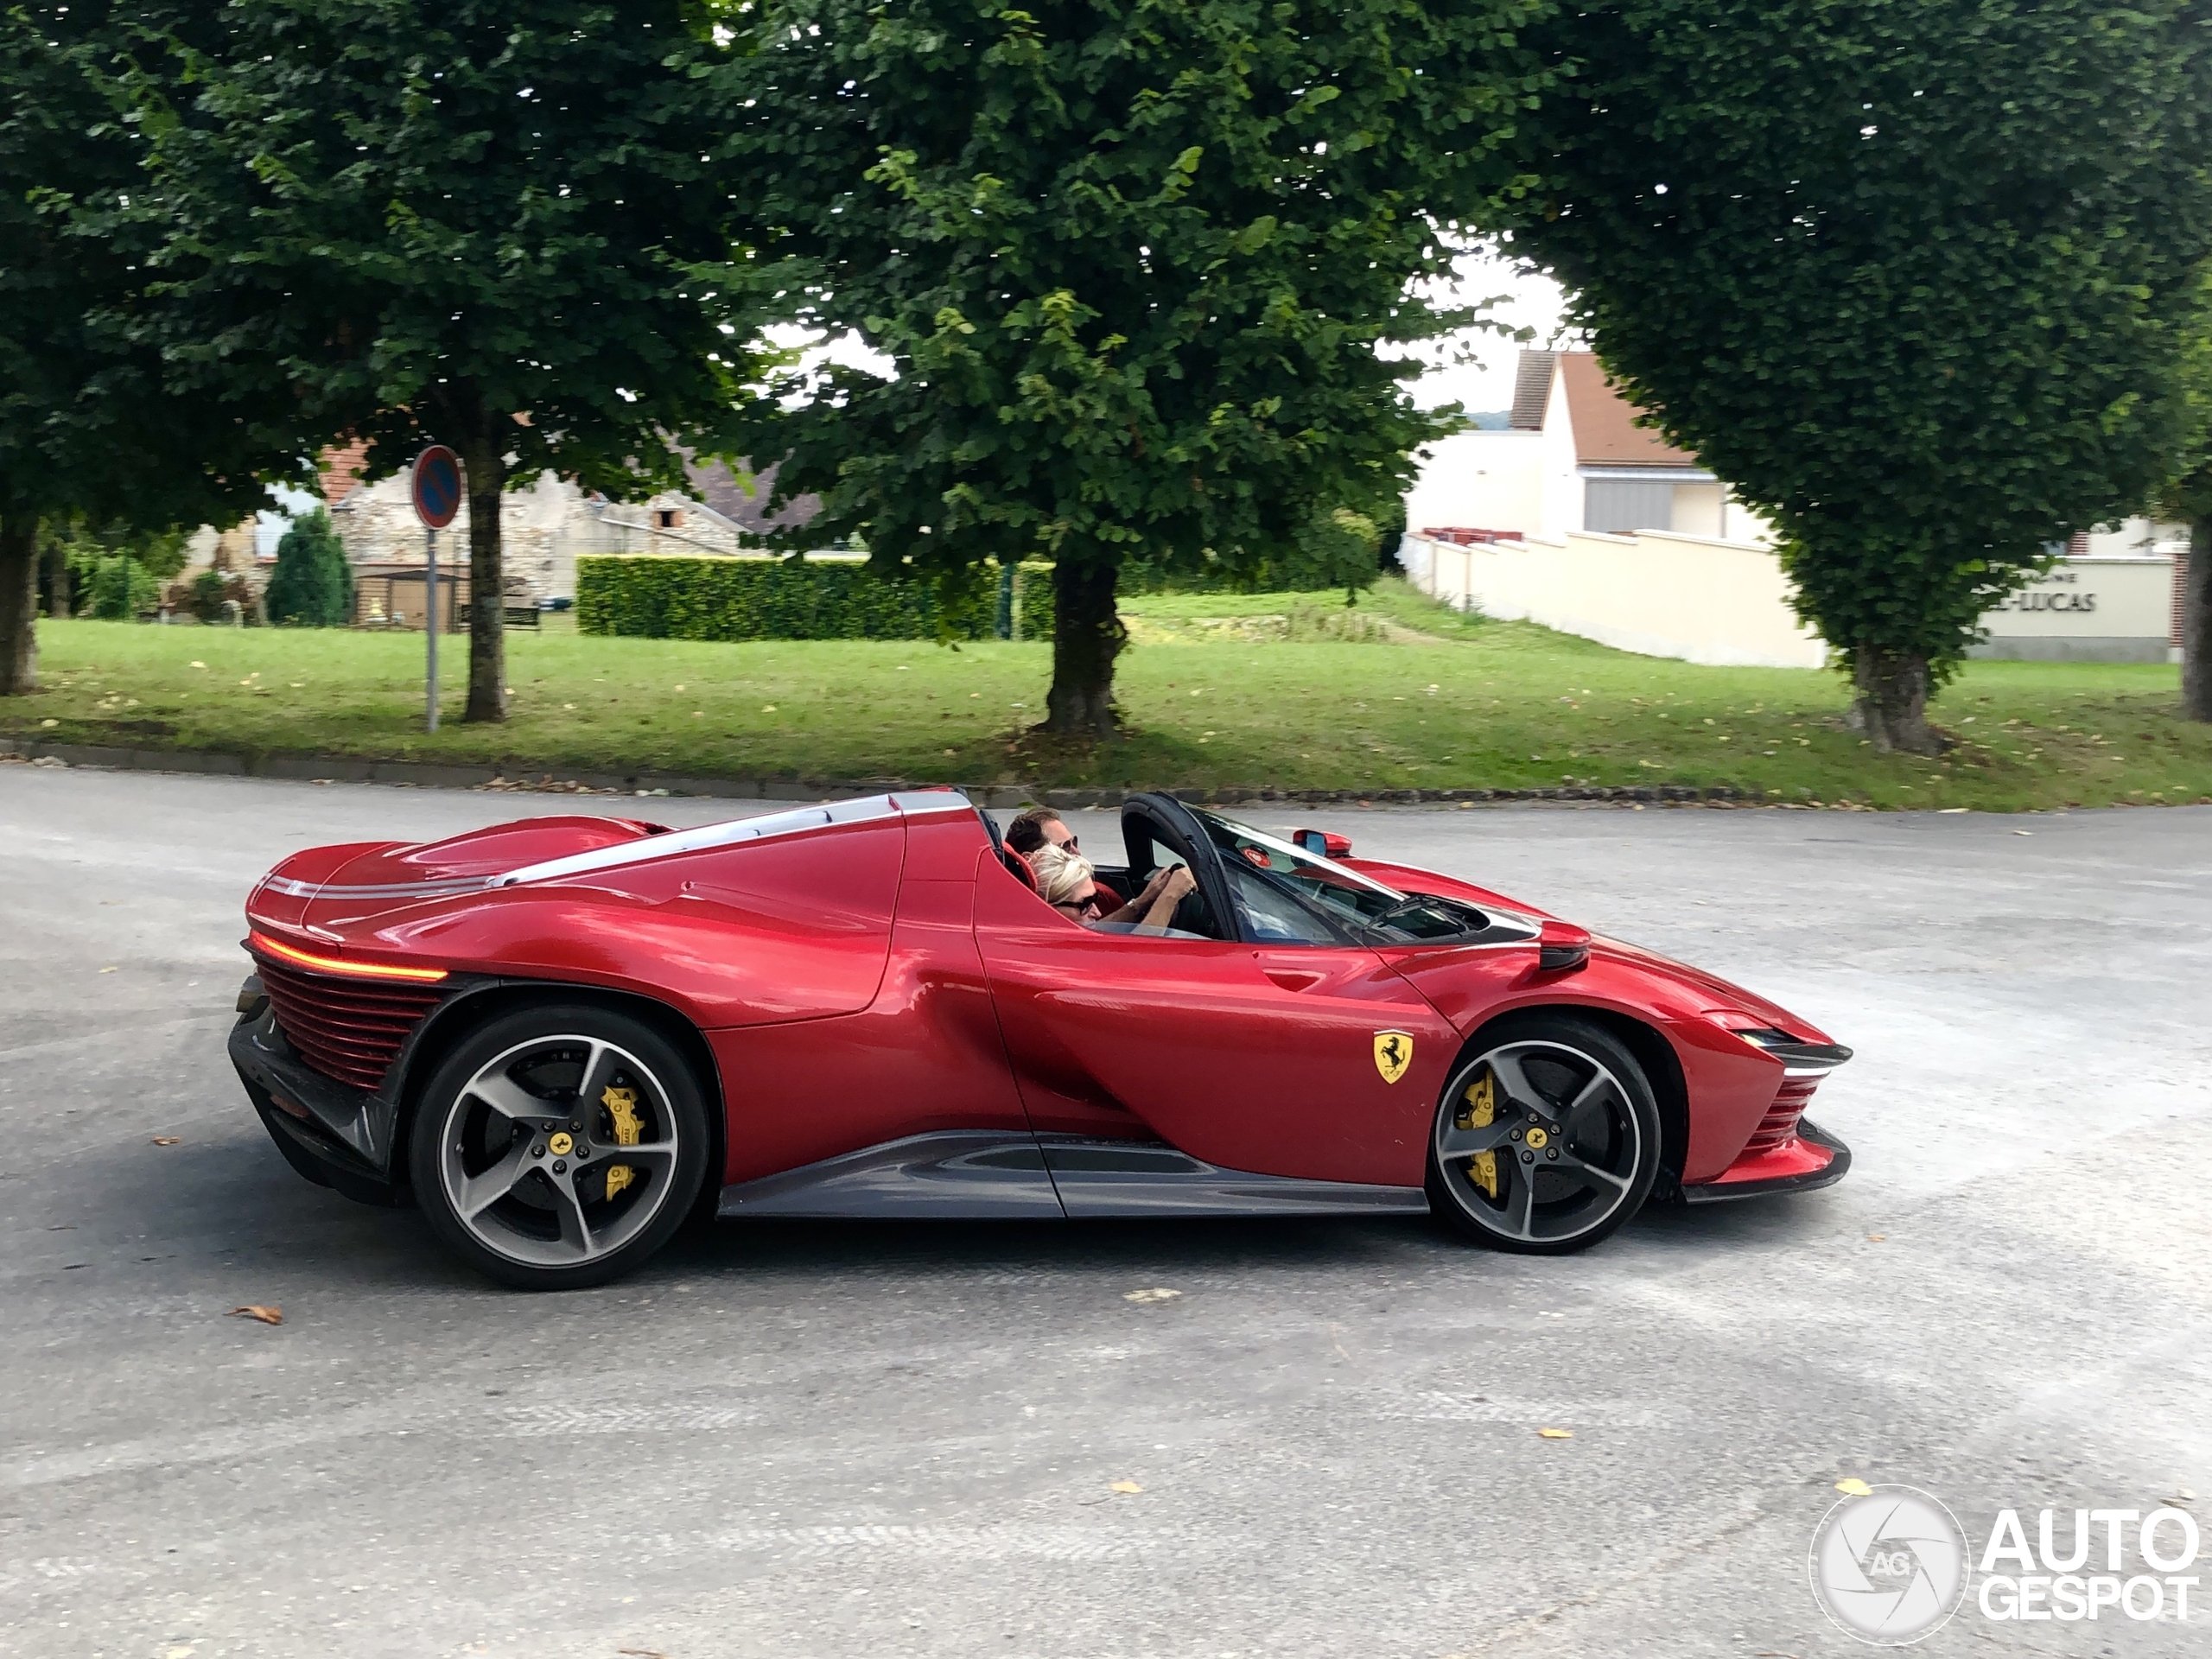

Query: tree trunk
left=42, top=530, right=71, bottom=619
left=457, top=410, right=509, bottom=723
left=1045, top=556, right=1124, bottom=735
left=0, top=513, right=39, bottom=696
left=2182, top=517, right=2210, bottom=722
left=1851, top=646, right=1942, bottom=755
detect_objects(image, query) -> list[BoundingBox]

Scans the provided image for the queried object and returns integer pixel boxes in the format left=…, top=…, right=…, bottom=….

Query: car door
left=972, top=795, right=1456, bottom=1189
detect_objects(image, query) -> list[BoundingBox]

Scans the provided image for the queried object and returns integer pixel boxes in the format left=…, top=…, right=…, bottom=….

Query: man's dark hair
left=1005, top=806, right=1063, bottom=855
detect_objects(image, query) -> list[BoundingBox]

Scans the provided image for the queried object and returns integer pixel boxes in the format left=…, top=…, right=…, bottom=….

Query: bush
left=178, top=568, right=240, bottom=623
left=579, top=556, right=1057, bottom=643
left=86, top=556, right=159, bottom=620
left=264, top=508, right=353, bottom=626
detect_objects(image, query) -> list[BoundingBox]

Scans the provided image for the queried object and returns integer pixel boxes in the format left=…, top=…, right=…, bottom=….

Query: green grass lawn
left=7, top=579, right=2209, bottom=810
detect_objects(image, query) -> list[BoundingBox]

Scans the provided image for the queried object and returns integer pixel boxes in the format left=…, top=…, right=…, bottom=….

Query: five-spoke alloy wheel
left=410, top=1004, right=710, bottom=1289
left=1427, top=1014, right=1661, bottom=1255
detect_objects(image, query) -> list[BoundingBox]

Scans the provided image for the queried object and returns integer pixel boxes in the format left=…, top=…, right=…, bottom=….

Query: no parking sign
left=410, top=444, right=462, bottom=732
left=411, top=445, right=462, bottom=529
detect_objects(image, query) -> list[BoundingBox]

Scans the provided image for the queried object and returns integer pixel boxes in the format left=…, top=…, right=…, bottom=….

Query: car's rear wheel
left=1427, top=1014, right=1660, bottom=1255
left=409, top=1004, right=710, bottom=1290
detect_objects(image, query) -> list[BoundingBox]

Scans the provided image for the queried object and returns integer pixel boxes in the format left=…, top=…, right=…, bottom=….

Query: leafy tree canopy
left=0, top=2, right=306, bottom=693
left=118, top=0, right=767, bottom=718
left=717, top=0, right=1550, bottom=732
left=1501, top=0, right=2212, bottom=751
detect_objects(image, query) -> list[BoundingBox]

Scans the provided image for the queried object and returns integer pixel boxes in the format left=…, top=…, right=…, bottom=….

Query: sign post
left=410, top=446, right=463, bottom=732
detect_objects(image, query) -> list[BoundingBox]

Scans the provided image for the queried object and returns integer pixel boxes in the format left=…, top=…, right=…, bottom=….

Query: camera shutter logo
left=1808, top=1485, right=1969, bottom=1645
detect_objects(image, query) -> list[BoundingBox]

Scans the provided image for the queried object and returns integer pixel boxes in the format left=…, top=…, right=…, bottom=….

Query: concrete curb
left=0, top=734, right=1764, bottom=809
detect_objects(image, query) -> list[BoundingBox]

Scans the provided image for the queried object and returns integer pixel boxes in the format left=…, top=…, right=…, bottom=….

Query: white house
left=1405, top=350, right=1770, bottom=544
left=1400, top=348, right=2184, bottom=666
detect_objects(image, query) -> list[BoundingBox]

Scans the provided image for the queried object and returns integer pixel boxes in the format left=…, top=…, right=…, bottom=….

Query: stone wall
left=326, top=468, right=746, bottom=602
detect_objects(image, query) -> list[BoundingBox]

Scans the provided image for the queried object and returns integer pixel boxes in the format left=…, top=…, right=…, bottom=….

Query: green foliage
left=264, top=509, right=353, bottom=627
left=1501, top=0, right=2212, bottom=696
left=188, top=568, right=232, bottom=625
left=86, top=556, right=157, bottom=620
left=116, top=0, right=773, bottom=715
left=47, top=515, right=194, bottom=588
left=715, top=0, right=1548, bottom=719
left=578, top=556, right=1058, bottom=644
left=0, top=5, right=308, bottom=690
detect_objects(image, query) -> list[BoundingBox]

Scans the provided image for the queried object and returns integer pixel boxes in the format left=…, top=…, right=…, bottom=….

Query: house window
left=1583, top=479, right=1675, bottom=534
left=656, top=508, right=684, bottom=530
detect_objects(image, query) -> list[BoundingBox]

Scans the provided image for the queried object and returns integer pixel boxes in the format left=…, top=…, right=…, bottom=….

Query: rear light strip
left=248, top=931, right=448, bottom=982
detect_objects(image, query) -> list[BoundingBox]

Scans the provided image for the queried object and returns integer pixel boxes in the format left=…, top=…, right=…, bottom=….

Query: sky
left=1397, top=247, right=1573, bottom=417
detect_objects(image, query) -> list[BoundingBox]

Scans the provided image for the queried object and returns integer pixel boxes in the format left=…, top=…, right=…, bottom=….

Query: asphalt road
left=3, top=764, right=2208, bottom=1659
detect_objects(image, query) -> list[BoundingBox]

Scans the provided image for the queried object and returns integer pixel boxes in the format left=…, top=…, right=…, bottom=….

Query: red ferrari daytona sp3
left=229, top=791, right=1851, bottom=1288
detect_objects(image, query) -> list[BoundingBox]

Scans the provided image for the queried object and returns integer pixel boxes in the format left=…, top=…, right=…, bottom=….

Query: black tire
left=408, top=1002, right=711, bottom=1290
left=1426, top=1013, right=1661, bottom=1255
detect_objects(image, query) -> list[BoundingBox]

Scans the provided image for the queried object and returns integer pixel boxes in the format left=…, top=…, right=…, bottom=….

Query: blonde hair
left=1027, top=842, right=1096, bottom=908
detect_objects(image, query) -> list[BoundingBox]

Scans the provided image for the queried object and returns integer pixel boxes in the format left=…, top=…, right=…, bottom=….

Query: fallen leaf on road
left=228, top=1305, right=283, bottom=1325
left=1123, top=1287, right=1181, bottom=1304
left=1866, top=1233, right=1885, bottom=1243
left=1537, top=1427, right=1574, bottom=1440
left=617, top=1650, right=667, bottom=1658
left=1108, top=1480, right=1143, bottom=1494
left=151, top=1136, right=181, bottom=1146
left=1836, top=1478, right=1872, bottom=1497
left=99, top=966, right=118, bottom=974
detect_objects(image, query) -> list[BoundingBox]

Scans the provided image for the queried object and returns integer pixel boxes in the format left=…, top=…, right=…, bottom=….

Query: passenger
left=1030, top=843, right=1195, bottom=932
left=1005, top=805, right=1076, bottom=856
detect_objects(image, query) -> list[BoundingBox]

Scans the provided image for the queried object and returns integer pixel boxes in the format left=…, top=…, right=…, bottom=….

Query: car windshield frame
left=1188, top=808, right=1538, bottom=948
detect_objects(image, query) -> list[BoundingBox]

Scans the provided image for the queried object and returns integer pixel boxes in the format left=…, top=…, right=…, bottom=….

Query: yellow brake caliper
left=1457, top=1069, right=1499, bottom=1200
left=602, top=1085, right=643, bottom=1199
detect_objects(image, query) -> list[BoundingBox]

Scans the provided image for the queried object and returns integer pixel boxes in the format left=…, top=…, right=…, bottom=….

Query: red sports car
left=229, top=791, right=1851, bottom=1288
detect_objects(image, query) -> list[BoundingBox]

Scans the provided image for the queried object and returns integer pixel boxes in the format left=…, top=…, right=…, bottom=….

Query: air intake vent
left=255, top=957, right=442, bottom=1091
left=1745, top=1075, right=1821, bottom=1155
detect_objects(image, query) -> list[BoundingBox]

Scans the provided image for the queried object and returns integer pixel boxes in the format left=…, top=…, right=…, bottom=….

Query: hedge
left=577, top=555, right=1057, bottom=643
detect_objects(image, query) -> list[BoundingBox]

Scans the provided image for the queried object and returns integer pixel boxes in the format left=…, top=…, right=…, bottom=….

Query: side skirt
left=715, top=1132, right=1430, bottom=1221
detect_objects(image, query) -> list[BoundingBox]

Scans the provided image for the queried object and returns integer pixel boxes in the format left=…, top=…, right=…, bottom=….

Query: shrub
left=264, top=508, right=353, bottom=626
left=86, top=556, right=158, bottom=620
left=578, top=556, right=1058, bottom=643
left=183, top=569, right=233, bottom=623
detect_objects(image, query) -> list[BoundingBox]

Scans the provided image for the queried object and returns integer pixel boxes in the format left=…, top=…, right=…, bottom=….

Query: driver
left=1030, top=843, right=1195, bottom=932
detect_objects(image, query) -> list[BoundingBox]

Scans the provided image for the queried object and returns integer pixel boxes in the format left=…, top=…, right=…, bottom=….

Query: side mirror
left=1293, top=828, right=1353, bottom=860
left=1537, top=919, right=1592, bottom=973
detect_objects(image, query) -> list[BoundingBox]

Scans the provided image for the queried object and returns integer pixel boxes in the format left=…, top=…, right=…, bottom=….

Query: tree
left=1500, top=0, right=2212, bottom=752
left=721, top=0, right=1548, bottom=733
left=2158, top=281, right=2212, bottom=722
left=1, top=3, right=296, bottom=694
left=121, top=0, right=760, bottom=721
left=264, top=506, right=354, bottom=626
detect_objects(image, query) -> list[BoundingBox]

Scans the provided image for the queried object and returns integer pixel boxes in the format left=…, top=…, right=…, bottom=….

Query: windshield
left=1190, top=809, right=1534, bottom=945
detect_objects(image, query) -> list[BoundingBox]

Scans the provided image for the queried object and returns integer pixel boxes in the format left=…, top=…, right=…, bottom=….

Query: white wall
left=1402, top=431, right=1547, bottom=536
left=1408, top=529, right=1827, bottom=669
left=1407, top=532, right=2178, bottom=671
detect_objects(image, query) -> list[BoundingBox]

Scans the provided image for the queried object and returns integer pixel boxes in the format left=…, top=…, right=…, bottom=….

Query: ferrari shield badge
left=1372, top=1030, right=1414, bottom=1084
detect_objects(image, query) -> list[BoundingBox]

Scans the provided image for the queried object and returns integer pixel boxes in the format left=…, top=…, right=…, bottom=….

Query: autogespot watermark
left=1808, top=1484, right=2201, bottom=1645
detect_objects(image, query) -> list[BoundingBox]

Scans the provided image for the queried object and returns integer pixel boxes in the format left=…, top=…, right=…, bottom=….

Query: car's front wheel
left=409, top=1004, right=711, bottom=1290
left=1427, top=1014, right=1660, bottom=1255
